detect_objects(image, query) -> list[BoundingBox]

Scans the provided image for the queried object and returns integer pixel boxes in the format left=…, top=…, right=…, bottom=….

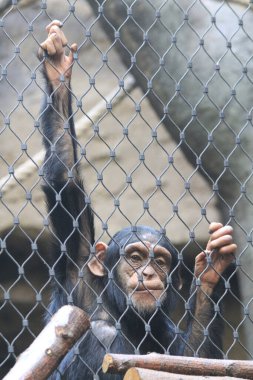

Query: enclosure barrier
left=1, top=0, right=253, bottom=378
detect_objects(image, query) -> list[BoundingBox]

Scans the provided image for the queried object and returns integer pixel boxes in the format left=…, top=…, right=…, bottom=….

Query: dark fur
left=40, top=65, right=224, bottom=379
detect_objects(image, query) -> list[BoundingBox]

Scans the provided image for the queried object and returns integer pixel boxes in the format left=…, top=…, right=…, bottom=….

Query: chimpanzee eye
left=130, top=253, right=142, bottom=264
left=155, top=257, right=166, bottom=267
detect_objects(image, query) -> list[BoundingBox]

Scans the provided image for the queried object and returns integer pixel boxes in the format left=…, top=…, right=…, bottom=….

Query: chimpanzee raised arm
left=38, top=20, right=95, bottom=315
left=38, top=21, right=237, bottom=379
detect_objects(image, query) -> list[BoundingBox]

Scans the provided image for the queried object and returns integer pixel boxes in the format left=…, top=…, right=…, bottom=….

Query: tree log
left=102, top=353, right=253, bottom=379
left=124, top=367, right=246, bottom=380
left=3, top=305, right=90, bottom=380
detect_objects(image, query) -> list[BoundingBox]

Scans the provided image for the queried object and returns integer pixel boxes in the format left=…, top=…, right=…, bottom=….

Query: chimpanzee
left=38, top=21, right=237, bottom=380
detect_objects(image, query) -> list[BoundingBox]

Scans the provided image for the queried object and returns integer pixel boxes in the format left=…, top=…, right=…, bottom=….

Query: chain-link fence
left=0, top=0, right=253, bottom=378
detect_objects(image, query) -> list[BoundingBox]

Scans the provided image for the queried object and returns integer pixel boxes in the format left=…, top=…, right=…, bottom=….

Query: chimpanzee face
left=116, top=235, right=172, bottom=315
left=88, top=228, right=176, bottom=317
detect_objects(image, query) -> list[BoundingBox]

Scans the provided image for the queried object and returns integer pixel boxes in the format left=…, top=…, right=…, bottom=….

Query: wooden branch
left=4, top=305, right=90, bottom=380
left=123, top=368, right=247, bottom=380
left=102, top=353, right=253, bottom=379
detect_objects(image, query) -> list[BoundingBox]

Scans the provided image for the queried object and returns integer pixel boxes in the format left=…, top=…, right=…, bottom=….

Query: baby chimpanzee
left=38, top=21, right=236, bottom=380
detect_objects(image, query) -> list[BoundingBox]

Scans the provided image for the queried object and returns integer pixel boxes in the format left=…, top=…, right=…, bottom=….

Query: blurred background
left=0, top=0, right=252, bottom=377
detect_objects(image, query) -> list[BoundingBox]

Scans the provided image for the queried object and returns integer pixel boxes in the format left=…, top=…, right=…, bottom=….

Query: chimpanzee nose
left=141, top=265, right=156, bottom=278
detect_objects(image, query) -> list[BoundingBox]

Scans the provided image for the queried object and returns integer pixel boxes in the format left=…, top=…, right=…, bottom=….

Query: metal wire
left=0, top=0, right=253, bottom=378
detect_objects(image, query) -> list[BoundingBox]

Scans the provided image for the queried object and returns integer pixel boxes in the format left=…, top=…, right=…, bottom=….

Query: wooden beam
left=123, top=367, right=247, bottom=380
left=3, top=305, right=90, bottom=380
left=103, top=353, right=253, bottom=379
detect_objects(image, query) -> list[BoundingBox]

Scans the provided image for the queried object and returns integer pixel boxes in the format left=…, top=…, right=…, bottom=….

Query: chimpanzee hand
left=194, top=222, right=237, bottom=295
left=38, top=20, right=77, bottom=85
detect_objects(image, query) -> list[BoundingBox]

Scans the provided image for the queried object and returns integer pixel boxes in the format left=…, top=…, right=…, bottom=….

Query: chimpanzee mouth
left=134, top=288, right=163, bottom=295
left=135, top=289, right=150, bottom=293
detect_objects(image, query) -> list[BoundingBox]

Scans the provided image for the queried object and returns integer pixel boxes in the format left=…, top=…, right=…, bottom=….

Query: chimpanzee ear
left=87, top=242, right=108, bottom=277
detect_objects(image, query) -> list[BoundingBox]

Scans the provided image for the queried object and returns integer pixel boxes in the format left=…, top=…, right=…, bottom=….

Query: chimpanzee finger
left=218, top=243, right=237, bottom=255
left=208, top=222, right=223, bottom=234
left=209, top=225, right=233, bottom=242
left=49, top=32, right=64, bottom=55
left=40, top=38, right=56, bottom=56
left=46, top=21, right=68, bottom=48
left=46, top=20, right=63, bottom=33
left=68, top=43, right=78, bottom=63
left=59, top=29, right=68, bottom=47
left=208, top=234, right=234, bottom=251
left=48, top=24, right=68, bottom=47
left=37, top=46, right=45, bottom=61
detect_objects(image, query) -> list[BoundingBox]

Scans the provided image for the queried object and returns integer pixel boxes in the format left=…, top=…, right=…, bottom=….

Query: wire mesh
left=0, top=0, right=253, bottom=378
